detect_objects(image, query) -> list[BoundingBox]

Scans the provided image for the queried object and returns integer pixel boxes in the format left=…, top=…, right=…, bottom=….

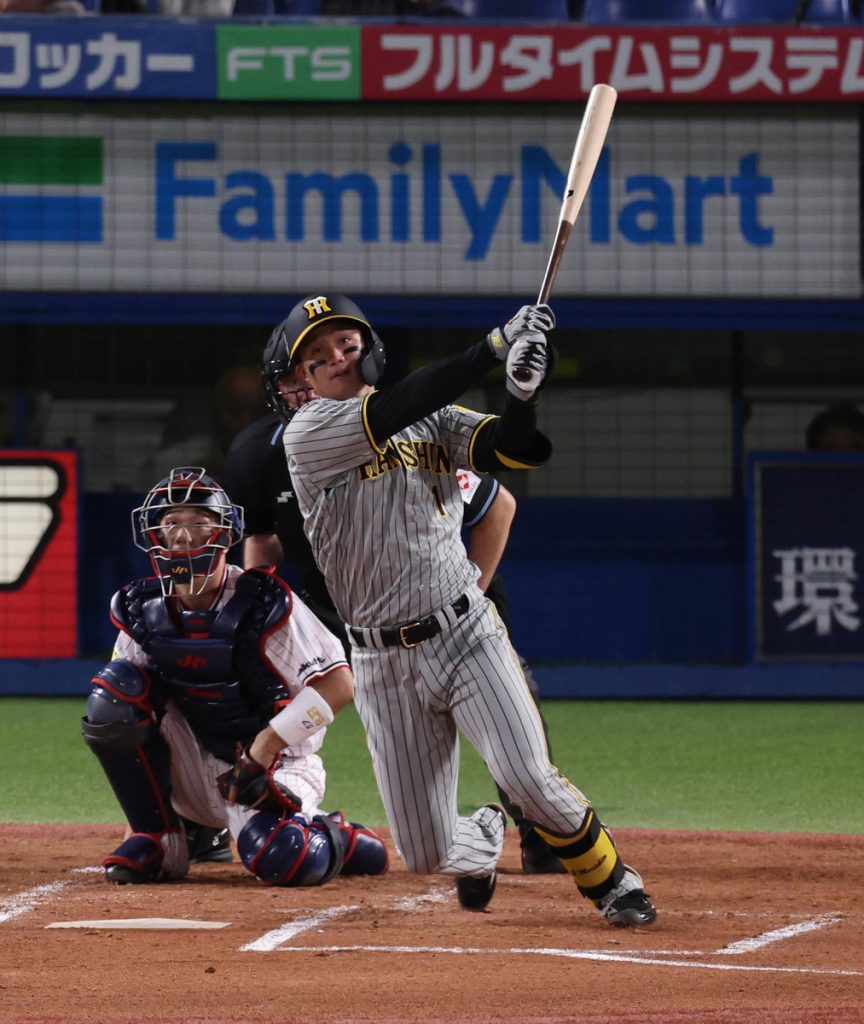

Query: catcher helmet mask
left=131, top=467, right=244, bottom=596
left=278, top=294, right=386, bottom=386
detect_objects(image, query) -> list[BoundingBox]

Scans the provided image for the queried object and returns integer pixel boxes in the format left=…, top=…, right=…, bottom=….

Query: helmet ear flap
left=359, top=329, right=386, bottom=386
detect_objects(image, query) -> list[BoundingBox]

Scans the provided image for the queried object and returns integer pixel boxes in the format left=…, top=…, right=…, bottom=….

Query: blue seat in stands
left=714, top=0, right=798, bottom=23
left=800, top=0, right=856, bottom=22
left=233, top=0, right=320, bottom=13
left=583, top=0, right=715, bottom=23
left=457, top=0, right=571, bottom=18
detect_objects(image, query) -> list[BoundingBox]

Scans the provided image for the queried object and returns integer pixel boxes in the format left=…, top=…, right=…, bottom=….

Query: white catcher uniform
left=285, top=398, right=593, bottom=877
left=111, top=563, right=347, bottom=845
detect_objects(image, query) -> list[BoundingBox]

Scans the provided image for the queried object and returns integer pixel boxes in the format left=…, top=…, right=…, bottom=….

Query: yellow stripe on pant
left=534, top=808, right=625, bottom=903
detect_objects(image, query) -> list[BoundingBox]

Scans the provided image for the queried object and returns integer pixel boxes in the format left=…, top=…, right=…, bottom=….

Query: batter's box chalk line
left=271, top=944, right=862, bottom=977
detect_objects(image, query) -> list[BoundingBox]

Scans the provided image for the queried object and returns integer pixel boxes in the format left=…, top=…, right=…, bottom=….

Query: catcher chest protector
left=111, top=570, right=293, bottom=761
left=238, top=811, right=388, bottom=887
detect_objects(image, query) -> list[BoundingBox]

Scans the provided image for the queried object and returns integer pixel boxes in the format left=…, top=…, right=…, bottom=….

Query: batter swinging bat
left=513, top=83, right=617, bottom=382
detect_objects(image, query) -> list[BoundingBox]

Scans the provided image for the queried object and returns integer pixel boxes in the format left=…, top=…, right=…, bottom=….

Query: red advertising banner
left=0, top=451, right=78, bottom=658
left=362, top=24, right=864, bottom=102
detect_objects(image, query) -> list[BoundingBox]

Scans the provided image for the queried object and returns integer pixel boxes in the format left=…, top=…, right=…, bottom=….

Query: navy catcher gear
left=82, top=659, right=178, bottom=837
left=237, top=812, right=344, bottom=887
left=103, top=833, right=165, bottom=885
left=131, top=467, right=244, bottom=596
left=315, top=812, right=389, bottom=876
left=81, top=660, right=154, bottom=754
left=277, top=293, right=386, bottom=385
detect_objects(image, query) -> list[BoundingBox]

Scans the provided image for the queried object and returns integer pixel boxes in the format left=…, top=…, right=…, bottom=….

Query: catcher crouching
left=81, top=467, right=388, bottom=887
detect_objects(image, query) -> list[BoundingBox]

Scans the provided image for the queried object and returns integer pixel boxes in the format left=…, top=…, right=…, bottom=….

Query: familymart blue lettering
left=155, top=141, right=774, bottom=259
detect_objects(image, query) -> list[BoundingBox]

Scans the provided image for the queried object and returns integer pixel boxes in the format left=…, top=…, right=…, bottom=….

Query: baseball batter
left=81, top=466, right=387, bottom=887
left=280, top=293, right=657, bottom=925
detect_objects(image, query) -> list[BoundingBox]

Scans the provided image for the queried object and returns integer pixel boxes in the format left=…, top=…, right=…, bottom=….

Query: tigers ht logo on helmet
left=304, top=296, right=332, bottom=319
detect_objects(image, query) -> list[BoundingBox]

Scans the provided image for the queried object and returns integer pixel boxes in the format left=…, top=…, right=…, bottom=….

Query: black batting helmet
left=274, top=293, right=386, bottom=386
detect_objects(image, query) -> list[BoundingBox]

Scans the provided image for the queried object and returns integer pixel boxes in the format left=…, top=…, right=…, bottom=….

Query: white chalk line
left=239, top=905, right=360, bottom=952
left=717, top=913, right=844, bottom=954
left=0, top=881, right=72, bottom=924
left=274, top=943, right=863, bottom=977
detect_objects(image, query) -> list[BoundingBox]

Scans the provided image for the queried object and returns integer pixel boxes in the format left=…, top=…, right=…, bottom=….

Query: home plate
left=46, top=918, right=230, bottom=930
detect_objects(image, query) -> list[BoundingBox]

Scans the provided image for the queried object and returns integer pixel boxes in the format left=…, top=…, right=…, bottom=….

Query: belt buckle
left=399, top=623, right=422, bottom=648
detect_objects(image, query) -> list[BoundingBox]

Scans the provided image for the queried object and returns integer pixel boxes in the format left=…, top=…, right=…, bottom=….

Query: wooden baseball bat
left=512, top=84, right=617, bottom=383
left=538, top=82, right=617, bottom=305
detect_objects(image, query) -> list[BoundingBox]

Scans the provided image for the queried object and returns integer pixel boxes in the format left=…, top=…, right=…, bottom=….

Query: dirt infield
left=1, top=824, right=862, bottom=1024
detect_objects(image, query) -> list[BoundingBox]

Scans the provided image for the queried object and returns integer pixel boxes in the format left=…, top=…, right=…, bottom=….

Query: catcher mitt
left=216, top=745, right=302, bottom=816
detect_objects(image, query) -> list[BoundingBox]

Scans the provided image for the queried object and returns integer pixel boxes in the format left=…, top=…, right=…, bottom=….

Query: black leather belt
left=349, top=594, right=470, bottom=650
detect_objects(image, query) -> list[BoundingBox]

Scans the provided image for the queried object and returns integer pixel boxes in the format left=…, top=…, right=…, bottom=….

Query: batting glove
left=505, top=334, right=554, bottom=401
left=486, top=304, right=555, bottom=362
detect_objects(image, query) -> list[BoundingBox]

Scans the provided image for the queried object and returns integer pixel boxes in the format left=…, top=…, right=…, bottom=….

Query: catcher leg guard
left=237, top=812, right=345, bottom=887
left=103, top=830, right=188, bottom=885
left=313, top=812, right=389, bottom=875
left=103, top=834, right=165, bottom=885
left=81, top=660, right=179, bottom=837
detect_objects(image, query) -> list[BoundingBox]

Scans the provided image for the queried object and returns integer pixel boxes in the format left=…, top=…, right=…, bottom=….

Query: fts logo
left=0, top=459, right=65, bottom=591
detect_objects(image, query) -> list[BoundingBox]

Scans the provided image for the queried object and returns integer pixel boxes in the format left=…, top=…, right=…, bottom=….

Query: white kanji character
left=500, top=35, right=554, bottom=93
left=381, top=34, right=433, bottom=91
left=840, top=36, right=864, bottom=94
left=668, top=35, right=724, bottom=94
left=85, top=33, right=141, bottom=91
left=773, top=547, right=860, bottom=637
left=0, top=32, right=30, bottom=89
left=784, top=36, right=839, bottom=95
left=729, top=37, right=783, bottom=95
left=557, top=35, right=612, bottom=92
left=609, top=36, right=664, bottom=93
left=35, top=42, right=82, bottom=90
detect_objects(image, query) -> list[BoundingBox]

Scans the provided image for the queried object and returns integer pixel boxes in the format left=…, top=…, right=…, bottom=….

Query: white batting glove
left=506, top=334, right=551, bottom=401
left=486, top=304, right=555, bottom=362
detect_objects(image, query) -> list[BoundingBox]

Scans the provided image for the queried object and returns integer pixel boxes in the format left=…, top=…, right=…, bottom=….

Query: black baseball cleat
left=602, top=889, right=658, bottom=928
left=186, top=824, right=233, bottom=864
left=598, top=866, right=658, bottom=927
left=105, top=863, right=160, bottom=885
left=456, top=871, right=498, bottom=911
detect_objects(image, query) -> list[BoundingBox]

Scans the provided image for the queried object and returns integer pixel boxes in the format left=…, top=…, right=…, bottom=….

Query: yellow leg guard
left=534, top=808, right=625, bottom=903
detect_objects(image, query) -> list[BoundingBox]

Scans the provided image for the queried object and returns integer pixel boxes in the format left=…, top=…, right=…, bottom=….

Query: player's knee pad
left=533, top=807, right=625, bottom=902
left=314, top=812, right=389, bottom=876
left=237, top=813, right=341, bottom=887
left=81, top=660, right=154, bottom=754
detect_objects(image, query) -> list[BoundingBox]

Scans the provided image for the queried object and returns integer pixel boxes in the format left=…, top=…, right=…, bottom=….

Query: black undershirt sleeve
left=471, top=396, right=552, bottom=471
left=364, top=340, right=498, bottom=445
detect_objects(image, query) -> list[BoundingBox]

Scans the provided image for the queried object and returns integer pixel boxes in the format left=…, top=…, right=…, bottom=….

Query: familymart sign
left=0, top=106, right=857, bottom=298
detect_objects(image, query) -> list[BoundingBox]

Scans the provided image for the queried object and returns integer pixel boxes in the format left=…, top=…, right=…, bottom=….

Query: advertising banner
left=362, top=24, right=864, bottom=103
left=0, top=106, right=858, bottom=297
left=0, top=18, right=215, bottom=99
left=749, top=453, right=864, bottom=662
left=0, top=451, right=78, bottom=658
left=1, top=19, right=863, bottom=101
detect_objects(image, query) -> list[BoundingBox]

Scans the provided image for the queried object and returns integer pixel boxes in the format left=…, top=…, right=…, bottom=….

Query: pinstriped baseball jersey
left=284, top=396, right=492, bottom=627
